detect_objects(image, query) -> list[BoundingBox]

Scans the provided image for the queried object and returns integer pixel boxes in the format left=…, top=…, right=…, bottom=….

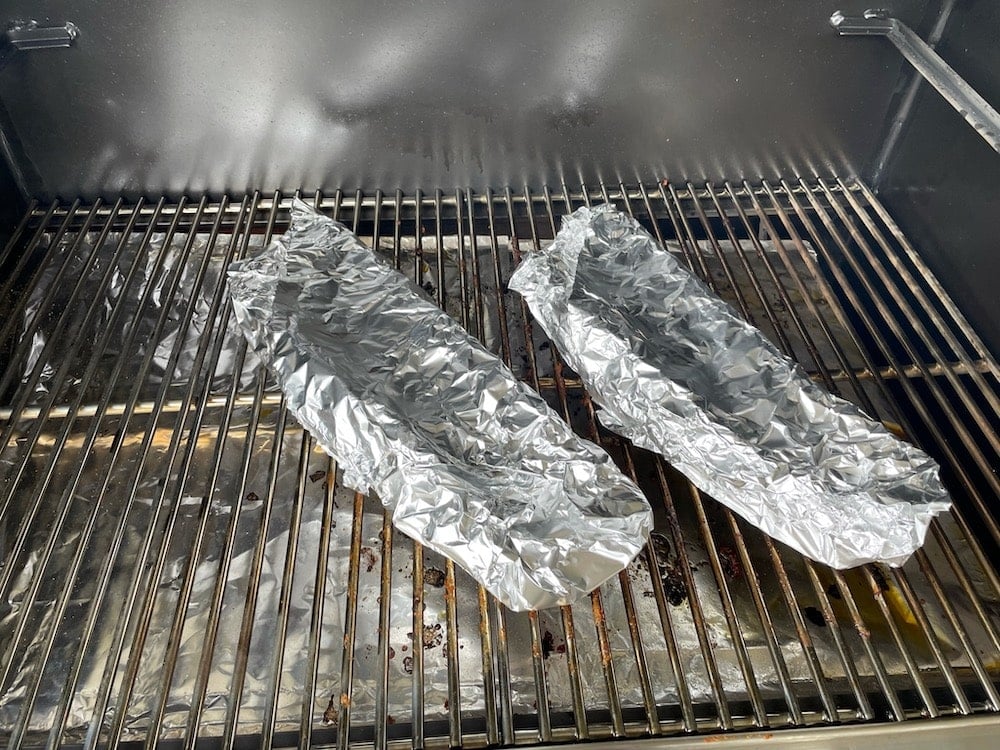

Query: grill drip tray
left=0, top=179, right=998, bottom=748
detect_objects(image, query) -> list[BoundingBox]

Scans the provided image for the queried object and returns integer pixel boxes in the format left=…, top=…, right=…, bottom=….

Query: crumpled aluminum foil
left=226, top=200, right=653, bottom=611
left=508, top=205, right=951, bottom=569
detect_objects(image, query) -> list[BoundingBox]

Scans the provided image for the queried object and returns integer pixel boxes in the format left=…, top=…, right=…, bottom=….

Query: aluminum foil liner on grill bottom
left=226, top=200, right=653, bottom=611
left=508, top=205, right=951, bottom=569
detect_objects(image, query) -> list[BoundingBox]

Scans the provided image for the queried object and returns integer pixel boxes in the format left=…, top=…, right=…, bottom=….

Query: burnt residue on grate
left=422, top=567, right=446, bottom=588
left=650, top=531, right=688, bottom=606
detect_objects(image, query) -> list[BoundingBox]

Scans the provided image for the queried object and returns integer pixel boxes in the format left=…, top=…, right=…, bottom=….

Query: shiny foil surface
left=226, top=200, right=653, bottom=611
left=509, top=205, right=951, bottom=569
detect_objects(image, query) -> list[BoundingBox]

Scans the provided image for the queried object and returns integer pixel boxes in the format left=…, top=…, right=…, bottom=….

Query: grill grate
left=0, top=180, right=999, bottom=749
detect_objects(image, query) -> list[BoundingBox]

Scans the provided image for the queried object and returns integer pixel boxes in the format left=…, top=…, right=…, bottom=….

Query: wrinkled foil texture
left=226, top=200, right=653, bottom=611
left=17, top=227, right=498, bottom=408
left=509, top=205, right=951, bottom=569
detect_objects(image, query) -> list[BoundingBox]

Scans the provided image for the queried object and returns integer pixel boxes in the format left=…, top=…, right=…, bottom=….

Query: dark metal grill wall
left=0, top=0, right=933, bottom=200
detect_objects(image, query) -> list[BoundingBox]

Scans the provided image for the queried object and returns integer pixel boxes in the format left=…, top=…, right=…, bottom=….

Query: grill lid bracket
left=831, top=8, right=1000, bottom=153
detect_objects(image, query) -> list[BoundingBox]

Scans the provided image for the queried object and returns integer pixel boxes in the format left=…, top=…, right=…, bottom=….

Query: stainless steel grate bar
left=1, top=179, right=997, bottom=749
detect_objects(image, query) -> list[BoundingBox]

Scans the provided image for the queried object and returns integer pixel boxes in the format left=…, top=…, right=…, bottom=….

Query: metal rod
left=411, top=540, right=426, bottom=750
left=443, top=560, right=463, bottom=747
left=410, top=190, right=429, bottom=750
left=760, top=180, right=1000, bottom=604
left=466, top=189, right=502, bottom=747
left=796, top=179, right=1000, bottom=538
left=0, top=197, right=37, bottom=271
left=0, top=199, right=71, bottom=334
left=466, top=190, right=487, bottom=343
left=831, top=10, right=1000, bottom=153
left=589, top=588, right=626, bottom=737
left=261, top=433, right=311, bottom=748
left=334, top=491, right=366, bottom=750
left=831, top=569, right=905, bottom=721
left=298, top=208, right=337, bottom=747
left=687, top=484, right=768, bottom=727
left=651, top=459, right=733, bottom=729
left=658, top=184, right=809, bottom=724
left=374, top=510, right=395, bottom=750
left=371, top=191, right=396, bottom=750
left=41, top=197, right=197, bottom=750
left=527, top=610, right=554, bottom=741
left=493, top=602, right=515, bottom=745
left=671, top=184, right=873, bottom=720
left=504, top=186, right=554, bottom=742
left=849, top=178, right=1000, bottom=372
left=477, top=585, right=501, bottom=746
left=102, top=195, right=249, bottom=749
left=78, top=194, right=217, bottom=748
left=484, top=188, right=513, bottom=365
left=393, top=187, right=403, bottom=269
left=482, top=190, right=519, bottom=744
left=538, top=185, right=625, bottom=735
left=435, top=190, right=446, bottom=316
left=454, top=188, right=471, bottom=332
left=889, top=568, right=972, bottom=714
left=332, top=196, right=368, bottom=750
left=2, top=197, right=160, bottom=749
left=559, top=605, right=591, bottom=739
left=912, top=550, right=1000, bottom=709
left=188, top=376, right=268, bottom=747
left=372, top=188, right=383, bottom=252
left=816, top=178, right=1000, bottom=454
left=413, top=188, right=422, bottom=287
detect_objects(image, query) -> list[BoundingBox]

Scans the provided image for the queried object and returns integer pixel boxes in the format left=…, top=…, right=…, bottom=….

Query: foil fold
left=226, top=200, right=653, bottom=611
left=508, top=205, right=951, bottom=569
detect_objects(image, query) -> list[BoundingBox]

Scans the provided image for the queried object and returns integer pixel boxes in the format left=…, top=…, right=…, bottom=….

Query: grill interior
left=1, top=178, right=999, bottom=749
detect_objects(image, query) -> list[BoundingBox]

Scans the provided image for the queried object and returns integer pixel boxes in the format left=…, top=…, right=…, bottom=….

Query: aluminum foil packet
left=508, top=205, right=951, bottom=569
left=227, top=200, right=652, bottom=611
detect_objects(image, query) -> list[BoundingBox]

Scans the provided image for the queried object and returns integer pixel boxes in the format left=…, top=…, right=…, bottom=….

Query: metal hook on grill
left=1, top=20, right=78, bottom=71
left=831, top=8, right=1000, bottom=154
